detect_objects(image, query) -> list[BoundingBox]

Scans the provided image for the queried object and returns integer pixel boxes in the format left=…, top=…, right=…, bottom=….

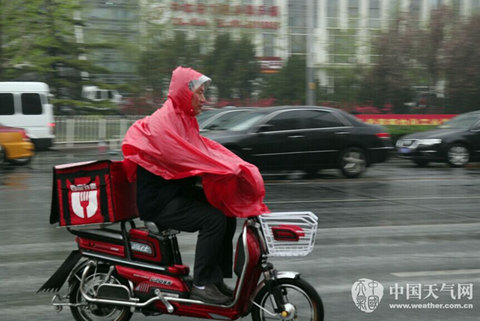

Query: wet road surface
left=1, top=147, right=479, bottom=320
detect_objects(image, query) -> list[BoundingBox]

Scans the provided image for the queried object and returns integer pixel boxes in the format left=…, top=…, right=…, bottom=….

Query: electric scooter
left=38, top=211, right=323, bottom=321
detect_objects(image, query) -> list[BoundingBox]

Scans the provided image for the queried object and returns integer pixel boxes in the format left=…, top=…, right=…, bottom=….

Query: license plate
left=398, top=147, right=410, bottom=153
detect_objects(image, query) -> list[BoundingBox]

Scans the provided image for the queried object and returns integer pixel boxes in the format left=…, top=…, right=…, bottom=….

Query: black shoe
left=190, top=284, right=231, bottom=304
left=215, top=281, right=234, bottom=297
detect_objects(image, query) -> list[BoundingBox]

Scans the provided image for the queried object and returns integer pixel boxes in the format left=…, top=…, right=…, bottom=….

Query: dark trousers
left=151, top=189, right=236, bottom=286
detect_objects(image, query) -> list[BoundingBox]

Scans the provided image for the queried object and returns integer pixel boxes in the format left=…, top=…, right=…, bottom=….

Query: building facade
left=82, top=0, right=480, bottom=92
left=81, top=0, right=141, bottom=84
left=302, top=0, right=480, bottom=91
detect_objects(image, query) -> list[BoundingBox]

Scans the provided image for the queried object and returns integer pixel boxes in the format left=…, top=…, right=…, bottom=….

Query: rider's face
left=192, top=85, right=206, bottom=116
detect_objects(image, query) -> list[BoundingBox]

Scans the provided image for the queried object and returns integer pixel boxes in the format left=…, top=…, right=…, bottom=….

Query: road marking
left=392, top=269, right=480, bottom=277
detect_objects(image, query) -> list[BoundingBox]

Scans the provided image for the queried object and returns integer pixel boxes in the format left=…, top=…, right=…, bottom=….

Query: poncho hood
left=122, top=66, right=269, bottom=218
left=168, top=66, right=210, bottom=117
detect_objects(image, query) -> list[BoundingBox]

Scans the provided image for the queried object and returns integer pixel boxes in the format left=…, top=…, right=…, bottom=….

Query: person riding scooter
left=122, top=66, right=268, bottom=304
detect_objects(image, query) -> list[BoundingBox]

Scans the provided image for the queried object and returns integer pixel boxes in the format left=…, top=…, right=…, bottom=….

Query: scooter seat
left=144, top=221, right=180, bottom=236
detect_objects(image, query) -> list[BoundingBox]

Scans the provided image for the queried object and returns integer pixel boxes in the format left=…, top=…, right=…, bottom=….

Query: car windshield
left=212, top=111, right=267, bottom=131
left=197, top=108, right=224, bottom=125
left=438, top=113, right=480, bottom=129
left=202, top=110, right=250, bottom=130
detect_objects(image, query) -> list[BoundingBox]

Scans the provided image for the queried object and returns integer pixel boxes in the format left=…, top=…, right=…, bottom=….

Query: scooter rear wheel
left=251, top=278, right=324, bottom=321
left=69, top=265, right=133, bottom=321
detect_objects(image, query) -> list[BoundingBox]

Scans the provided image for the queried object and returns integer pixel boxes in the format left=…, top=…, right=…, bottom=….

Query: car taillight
left=48, top=122, right=56, bottom=135
left=20, top=130, right=30, bottom=142
left=376, top=132, right=390, bottom=139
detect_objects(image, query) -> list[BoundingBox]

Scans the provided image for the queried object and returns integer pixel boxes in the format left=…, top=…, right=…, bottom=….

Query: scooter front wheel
left=69, top=265, right=133, bottom=321
left=251, top=278, right=324, bottom=321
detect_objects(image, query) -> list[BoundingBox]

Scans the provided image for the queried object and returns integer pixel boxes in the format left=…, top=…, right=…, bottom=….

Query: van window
left=21, top=93, right=43, bottom=115
left=0, top=93, right=15, bottom=115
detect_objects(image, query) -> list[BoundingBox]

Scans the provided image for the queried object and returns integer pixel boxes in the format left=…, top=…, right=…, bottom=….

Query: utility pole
left=306, top=0, right=316, bottom=105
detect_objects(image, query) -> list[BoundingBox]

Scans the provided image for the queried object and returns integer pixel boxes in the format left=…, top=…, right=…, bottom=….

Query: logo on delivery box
left=70, top=183, right=98, bottom=219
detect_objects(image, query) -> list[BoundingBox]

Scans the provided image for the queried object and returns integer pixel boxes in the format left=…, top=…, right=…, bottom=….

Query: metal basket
left=258, top=211, right=318, bottom=257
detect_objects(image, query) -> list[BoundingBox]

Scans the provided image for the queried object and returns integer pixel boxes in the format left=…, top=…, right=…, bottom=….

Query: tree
left=138, top=30, right=204, bottom=100
left=260, top=55, right=306, bottom=105
left=203, top=34, right=260, bottom=101
left=0, top=0, right=110, bottom=102
left=230, top=36, right=260, bottom=100
left=0, top=0, right=5, bottom=79
left=358, top=18, right=416, bottom=113
left=443, top=14, right=480, bottom=113
left=415, top=8, right=451, bottom=91
left=318, top=66, right=364, bottom=106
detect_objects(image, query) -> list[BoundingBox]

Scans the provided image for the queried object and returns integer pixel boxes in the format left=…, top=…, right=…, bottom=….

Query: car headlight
left=417, top=139, right=442, bottom=146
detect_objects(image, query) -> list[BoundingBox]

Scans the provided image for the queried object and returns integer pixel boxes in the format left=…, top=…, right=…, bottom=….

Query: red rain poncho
left=122, top=67, right=269, bottom=218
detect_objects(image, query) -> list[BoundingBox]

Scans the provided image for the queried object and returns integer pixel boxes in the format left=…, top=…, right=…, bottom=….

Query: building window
left=327, top=0, right=338, bottom=28
left=473, top=0, right=480, bottom=13
left=288, top=0, right=317, bottom=31
left=451, top=0, right=461, bottom=14
left=348, top=0, right=359, bottom=28
left=290, top=34, right=306, bottom=54
left=409, top=0, right=421, bottom=21
left=369, top=0, right=381, bottom=28
left=288, top=0, right=306, bottom=31
left=329, top=30, right=356, bottom=64
left=263, top=33, right=275, bottom=57
left=430, top=0, right=443, bottom=9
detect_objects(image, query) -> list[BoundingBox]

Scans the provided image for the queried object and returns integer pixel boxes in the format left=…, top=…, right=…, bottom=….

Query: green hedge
left=385, top=125, right=436, bottom=143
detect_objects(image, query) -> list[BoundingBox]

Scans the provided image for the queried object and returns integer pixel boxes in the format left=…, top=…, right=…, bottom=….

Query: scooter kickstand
left=154, top=289, right=174, bottom=313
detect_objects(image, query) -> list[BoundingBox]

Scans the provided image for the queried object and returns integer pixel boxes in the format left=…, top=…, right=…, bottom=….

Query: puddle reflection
left=0, top=169, right=30, bottom=188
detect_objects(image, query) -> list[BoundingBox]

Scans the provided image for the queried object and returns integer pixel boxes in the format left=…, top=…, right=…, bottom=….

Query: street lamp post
left=306, top=0, right=316, bottom=105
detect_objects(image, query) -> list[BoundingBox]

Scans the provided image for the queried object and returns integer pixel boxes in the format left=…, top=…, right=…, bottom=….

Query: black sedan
left=396, top=110, right=480, bottom=167
left=202, top=106, right=393, bottom=178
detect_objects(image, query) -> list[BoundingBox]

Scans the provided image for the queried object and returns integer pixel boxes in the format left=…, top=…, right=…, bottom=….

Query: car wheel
left=10, top=157, right=33, bottom=165
left=413, top=159, right=429, bottom=167
left=339, top=147, right=366, bottom=178
left=447, top=144, right=470, bottom=167
left=304, top=169, right=319, bottom=178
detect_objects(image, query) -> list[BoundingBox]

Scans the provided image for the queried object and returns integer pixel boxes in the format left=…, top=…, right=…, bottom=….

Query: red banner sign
left=355, top=114, right=456, bottom=126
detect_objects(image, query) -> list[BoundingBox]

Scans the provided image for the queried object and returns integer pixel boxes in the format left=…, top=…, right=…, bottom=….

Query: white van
left=0, top=82, right=55, bottom=149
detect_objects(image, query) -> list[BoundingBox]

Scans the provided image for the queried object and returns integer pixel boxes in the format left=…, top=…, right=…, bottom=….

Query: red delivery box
left=50, top=160, right=139, bottom=226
